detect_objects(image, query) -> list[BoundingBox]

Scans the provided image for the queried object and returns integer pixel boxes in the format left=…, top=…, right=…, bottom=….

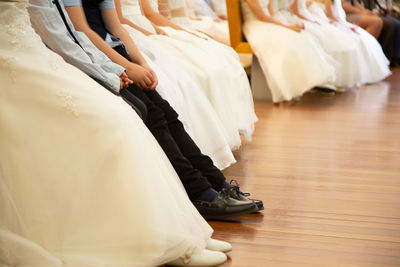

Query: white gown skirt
left=125, top=14, right=257, bottom=149
left=243, top=19, right=337, bottom=102
left=0, top=3, right=212, bottom=266
left=123, top=25, right=236, bottom=169
left=155, top=26, right=258, bottom=143
left=307, top=2, right=391, bottom=83
left=273, top=8, right=364, bottom=88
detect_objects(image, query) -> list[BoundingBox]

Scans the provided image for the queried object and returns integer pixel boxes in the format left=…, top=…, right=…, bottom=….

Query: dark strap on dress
left=53, top=0, right=83, bottom=48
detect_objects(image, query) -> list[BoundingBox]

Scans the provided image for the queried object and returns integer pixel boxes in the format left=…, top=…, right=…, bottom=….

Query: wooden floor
left=211, top=67, right=400, bottom=267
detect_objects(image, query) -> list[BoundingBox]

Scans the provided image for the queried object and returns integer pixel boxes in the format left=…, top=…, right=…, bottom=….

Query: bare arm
left=65, top=6, right=157, bottom=89
left=140, top=0, right=206, bottom=38
left=150, top=21, right=169, bottom=35
left=114, top=0, right=155, bottom=35
left=102, top=8, right=158, bottom=88
left=267, top=0, right=275, bottom=16
left=65, top=6, right=132, bottom=68
left=140, top=0, right=185, bottom=29
left=325, top=0, right=337, bottom=20
left=101, top=8, right=147, bottom=64
left=245, top=0, right=272, bottom=21
left=289, top=0, right=310, bottom=20
left=245, top=0, right=303, bottom=31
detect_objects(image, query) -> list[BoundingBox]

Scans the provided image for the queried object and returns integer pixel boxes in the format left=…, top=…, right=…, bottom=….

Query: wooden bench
left=226, top=0, right=272, bottom=101
left=226, top=0, right=253, bottom=54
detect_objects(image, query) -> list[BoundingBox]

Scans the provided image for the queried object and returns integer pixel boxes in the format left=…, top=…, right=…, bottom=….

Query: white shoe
left=206, top=238, right=232, bottom=253
left=166, top=249, right=227, bottom=266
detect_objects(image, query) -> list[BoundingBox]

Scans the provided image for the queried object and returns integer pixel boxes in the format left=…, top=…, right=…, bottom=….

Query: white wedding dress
left=272, top=0, right=367, bottom=88
left=172, top=0, right=230, bottom=45
left=121, top=0, right=258, bottom=150
left=0, top=1, right=213, bottom=266
left=307, top=0, right=390, bottom=83
left=123, top=26, right=236, bottom=169
left=242, top=0, right=337, bottom=102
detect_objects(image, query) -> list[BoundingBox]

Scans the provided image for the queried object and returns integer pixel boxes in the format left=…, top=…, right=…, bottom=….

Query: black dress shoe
left=226, top=180, right=264, bottom=211
left=193, top=189, right=258, bottom=220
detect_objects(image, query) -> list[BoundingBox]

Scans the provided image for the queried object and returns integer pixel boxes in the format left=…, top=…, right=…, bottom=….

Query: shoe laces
left=230, top=179, right=250, bottom=197
left=219, top=188, right=231, bottom=198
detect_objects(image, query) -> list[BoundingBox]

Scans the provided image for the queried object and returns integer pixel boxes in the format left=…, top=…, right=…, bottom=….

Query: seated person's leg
left=145, top=89, right=227, bottom=191
left=358, top=15, right=383, bottom=38
left=124, top=84, right=213, bottom=201
left=119, top=87, right=148, bottom=121
left=386, top=15, right=400, bottom=64
left=378, top=16, right=395, bottom=60
left=145, top=89, right=264, bottom=210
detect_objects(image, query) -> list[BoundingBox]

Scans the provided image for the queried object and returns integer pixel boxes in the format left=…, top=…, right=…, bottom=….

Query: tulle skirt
left=123, top=25, right=236, bottom=169
left=0, top=3, right=212, bottom=266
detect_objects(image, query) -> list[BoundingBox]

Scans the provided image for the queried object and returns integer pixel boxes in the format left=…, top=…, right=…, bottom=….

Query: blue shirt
left=62, top=0, right=123, bottom=48
left=28, top=0, right=124, bottom=92
left=64, top=0, right=115, bottom=8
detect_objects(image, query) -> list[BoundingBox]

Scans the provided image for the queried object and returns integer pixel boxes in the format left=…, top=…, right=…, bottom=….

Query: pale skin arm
left=326, top=0, right=359, bottom=32
left=140, top=0, right=186, bottom=29
left=289, top=0, right=311, bottom=21
left=306, top=0, right=313, bottom=7
left=245, top=0, right=303, bottom=31
left=150, top=21, right=169, bottom=35
left=325, top=0, right=338, bottom=20
left=114, top=0, right=168, bottom=36
left=65, top=6, right=157, bottom=90
left=140, top=0, right=207, bottom=38
left=102, top=8, right=158, bottom=89
left=101, top=9, right=147, bottom=65
left=114, top=0, right=155, bottom=35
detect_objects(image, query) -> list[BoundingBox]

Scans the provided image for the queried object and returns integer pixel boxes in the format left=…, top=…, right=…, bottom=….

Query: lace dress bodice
left=0, top=0, right=72, bottom=113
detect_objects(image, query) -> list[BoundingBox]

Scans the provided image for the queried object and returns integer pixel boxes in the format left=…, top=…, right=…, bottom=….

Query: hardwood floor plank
left=212, top=67, right=400, bottom=266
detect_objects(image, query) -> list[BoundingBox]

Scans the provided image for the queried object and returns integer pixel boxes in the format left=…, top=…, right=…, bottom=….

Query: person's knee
left=376, top=17, right=383, bottom=30
left=145, top=90, right=179, bottom=123
left=368, top=16, right=383, bottom=30
left=368, top=16, right=383, bottom=35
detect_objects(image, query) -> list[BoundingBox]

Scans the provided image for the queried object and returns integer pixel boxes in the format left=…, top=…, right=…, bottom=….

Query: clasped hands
left=287, top=23, right=305, bottom=32
left=121, top=62, right=158, bottom=91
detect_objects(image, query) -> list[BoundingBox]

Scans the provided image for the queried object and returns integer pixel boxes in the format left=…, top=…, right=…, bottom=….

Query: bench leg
left=250, top=55, right=272, bottom=101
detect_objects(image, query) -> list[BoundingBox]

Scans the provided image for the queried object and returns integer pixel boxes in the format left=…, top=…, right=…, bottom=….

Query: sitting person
left=119, top=0, right=258, bottom=147
left=29, top=0, right=262, bottom=218
left=307, top=0, right=391, bottom=83
left=342, top=0, right=395, bottom=60
left=362, top=0, right=400, bottom=65
left=161, top=0, right=231, bottom=45
left=32, top=0, right=238, bottom=171
left=0, top=0, right=231, bottom=265
left=239, top=0, right=338, bottom=102
left=277, top=0, right=365, bottom=87
left=342, top=0, right=383, bottom=37
left=209, top=0, right=229, bottom=19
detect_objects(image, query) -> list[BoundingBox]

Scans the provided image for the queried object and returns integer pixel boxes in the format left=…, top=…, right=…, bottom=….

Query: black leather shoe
left=193, top=189, right=258, bottom=220
left=226, top=180, right=264, bottom=211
